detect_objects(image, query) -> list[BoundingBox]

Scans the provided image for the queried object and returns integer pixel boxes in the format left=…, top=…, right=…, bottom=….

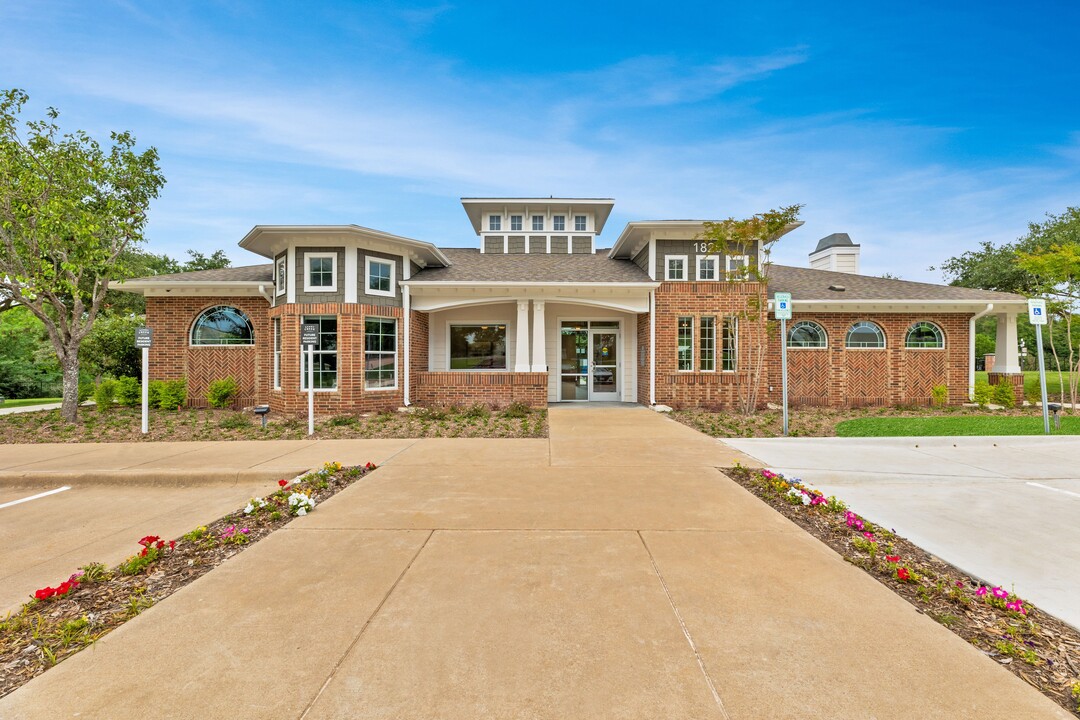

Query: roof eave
left=238, top=225, right=450, bottom=266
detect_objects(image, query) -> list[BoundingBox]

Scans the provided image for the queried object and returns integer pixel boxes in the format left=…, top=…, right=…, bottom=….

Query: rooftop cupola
left=809, top=232, right=860, bottom=274
left=460, top=197, right=615, bottom=255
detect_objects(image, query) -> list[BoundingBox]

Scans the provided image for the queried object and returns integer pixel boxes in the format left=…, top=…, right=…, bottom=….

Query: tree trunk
left=60, top=352, right=80, bottom=423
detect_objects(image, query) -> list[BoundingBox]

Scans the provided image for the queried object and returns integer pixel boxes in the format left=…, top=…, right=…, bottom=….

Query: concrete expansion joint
left=636, top=530, right=732, bottom=720
left=298, top=528, right=434, bottom=720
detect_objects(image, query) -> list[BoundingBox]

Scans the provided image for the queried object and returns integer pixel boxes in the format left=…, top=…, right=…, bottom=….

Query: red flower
left=139, top=548, right=148, bottom=557
left=885, top=555, right=900, bottom=563
left=34, top=586, right=56, bottom=600
left=897, top=567, right=911, bottom=581
left=365, top=462, right=376, bottom=470
left=56, top=581, right=76, bottom=596
left=278, top=479, right=288, bottom=487
left=155, top=540, right=165, bottom=550
left=169, top=540, right=176, bottom=551
left=138, top=535, right=161, bottom=547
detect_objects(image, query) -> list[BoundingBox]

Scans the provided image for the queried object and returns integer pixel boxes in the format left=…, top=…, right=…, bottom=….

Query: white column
left=515, top=300, right=531, bottom=372
left=403, top=285, right=411, bottom=406
left=994, top=312, right=1022, bottom=374
left=649, top=290, right=656, bottom=405
left=286, top=246, right=297, bottom=304
left=344, top=246, right=358, bottom=303
left=531, top=301, right=546, bottom=372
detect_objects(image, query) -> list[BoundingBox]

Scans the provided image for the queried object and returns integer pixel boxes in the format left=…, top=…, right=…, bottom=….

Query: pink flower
left=810, top=495, right=827, bottom=506
left=863, top=531, right=875, bottom=542
left=955, top=581, right=964, bottom=588
left=1005, top=600, right=1024, bottom=613
left=991, top=587, right=1009, bottom=599
left=240, top=528, right=251, bottom=535
left=975, top=586, right=988, bottom=597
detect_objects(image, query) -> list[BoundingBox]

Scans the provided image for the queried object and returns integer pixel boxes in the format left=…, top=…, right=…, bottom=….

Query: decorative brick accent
left=772, top=313, right=972, bottom=407
left=987, top=372, right=1025, bottom=394
left=412, top=372, right=548, bottom=407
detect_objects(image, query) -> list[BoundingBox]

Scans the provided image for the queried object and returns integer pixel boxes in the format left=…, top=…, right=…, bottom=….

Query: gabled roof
left=125, top=264, right=274, bottom=283
left=769, top=265, right=1026, bottom=304
left=407, top=249, right=653, bottom=284
left=115, top=264, right=275, bottom=295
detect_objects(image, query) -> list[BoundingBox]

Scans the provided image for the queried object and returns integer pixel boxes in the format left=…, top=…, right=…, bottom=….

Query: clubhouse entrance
left=559, top=320, right=621, bottom=402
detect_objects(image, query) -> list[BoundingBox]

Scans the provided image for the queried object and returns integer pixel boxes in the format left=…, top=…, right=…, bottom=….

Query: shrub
left=460, top=403, right=490, bottom=420
left=93, top=379, right=116, bottom=410
left=931, top=384, right=948, bottom=407
left=157, top=378, right=187, bottom=411
left=501, top=401, right=531, bottom=419
left=973, top=379, right=992, bottom=406
left=206, top=377, right=239, bottom=408
left=990, top=380, right=1016, bottom=409
left=77, top=378, right=94, bottom=403
left=218, top=413, right=249, bottom=429
left=115, top=376, right=141, bottom=406
left=328, top=414, right=358, bottom=427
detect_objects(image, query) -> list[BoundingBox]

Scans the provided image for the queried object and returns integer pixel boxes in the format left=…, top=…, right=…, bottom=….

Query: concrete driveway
left=727, top=435, right=1080, bottom=630
left=0, top=410, right=1070, bottom=719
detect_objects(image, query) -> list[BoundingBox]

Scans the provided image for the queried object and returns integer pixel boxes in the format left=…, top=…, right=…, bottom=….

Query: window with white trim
left=846, top=321, right=885, bottom=349
left=700, top=316, right=715, bottom=371
left=275, top=257, right=286, bottom=296
left=489, top=215, right=501, bottom=231
left=190, top=306, right=255, bottom=346
left=905, top=321, right=944, bottom=349
left=726, top=254, right=750, bottom=279
left=273, top=318, right=281, bottom=389
left=697, top=256, right=718, bottom=281
left=721, top=317, right=738, bottom=371
left=364, top=317, right=397, bottom=390
left=553, top=215, right=565, bottom=232
left=666, top=255, right=687, bottom=281
left=532, top=215, right=544, bottom=231
left=788, top=321, right=828, bottom=348
left=510, top=215, right=522, bottom=231
left=677, top=316, right=693, bottom=371
left=304, top=252, right=337, bottom=292
left=574, top=215, right=587, bottom=231
left=450, top=325, right=507, bottom=370
left=365, top=256, right=395, bottom=297
left=300, top=315, right=337, bottom=390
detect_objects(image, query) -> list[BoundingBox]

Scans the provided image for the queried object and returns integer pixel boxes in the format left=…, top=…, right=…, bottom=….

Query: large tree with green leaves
left=0, top=89, right=165, bottom=421
left=700, top=204, right=803, bottom=413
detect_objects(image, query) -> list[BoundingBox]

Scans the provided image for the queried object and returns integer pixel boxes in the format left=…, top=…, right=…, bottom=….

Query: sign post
left=774, top=292, right=793, bottom=437
left=301, top=323, right=319, bottom=436
left=134, top=328, right=153, bottom=435
left=1028, top=299, right=1050, bottom=435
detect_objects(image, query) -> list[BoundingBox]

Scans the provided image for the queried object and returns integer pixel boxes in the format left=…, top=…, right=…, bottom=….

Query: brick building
left=119, top=197, right=1028, bottom=413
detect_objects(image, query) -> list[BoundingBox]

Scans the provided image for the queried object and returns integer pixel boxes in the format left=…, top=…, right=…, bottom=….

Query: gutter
left=970, top=303, right=994, bottom=400
left=257, top=284, right=273, bottom=303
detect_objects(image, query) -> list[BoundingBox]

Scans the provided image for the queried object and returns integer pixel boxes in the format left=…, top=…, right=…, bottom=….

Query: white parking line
left=0, top=486, right=72, bottom=509
left=1025, top=481, right=1080, bottom=499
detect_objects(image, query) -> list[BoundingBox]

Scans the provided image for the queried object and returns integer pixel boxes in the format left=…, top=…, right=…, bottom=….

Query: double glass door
left=559, top=321, right=620, bottom=401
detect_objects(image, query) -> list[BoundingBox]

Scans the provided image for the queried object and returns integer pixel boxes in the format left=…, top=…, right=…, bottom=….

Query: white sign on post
left=135, top=328, right=152, bottom=434
left=301, top=323, right=318, bottom=436
left=774, top=293, right=792, bottom=436
left=1028, top=298, right=1047, bottom=325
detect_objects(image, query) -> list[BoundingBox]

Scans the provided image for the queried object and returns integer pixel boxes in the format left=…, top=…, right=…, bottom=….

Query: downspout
left=403, top=285, right=411, bottom=406
left=649, top=290, right=656, bottom=406
left=970, top=303, right=994, bottom=400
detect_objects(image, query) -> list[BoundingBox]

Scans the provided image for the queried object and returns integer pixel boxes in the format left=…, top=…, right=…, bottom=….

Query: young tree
left=0, top=89, right=165, bottom=421
left=699, top=204, right=804, bottom=414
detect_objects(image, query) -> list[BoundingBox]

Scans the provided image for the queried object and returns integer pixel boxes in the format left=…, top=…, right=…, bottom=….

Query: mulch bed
left=0, top=405, right=548, bottom=444
left=0, top=461, right=375, bottom=699
left=725, top=464, right=1080, bottom=717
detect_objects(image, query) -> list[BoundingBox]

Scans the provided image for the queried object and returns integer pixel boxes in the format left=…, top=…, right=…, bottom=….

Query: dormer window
left=532, top=215, right=544, bottom=231
left=305, top=252, right=337, bottom=292
left=510, top=215, right=522, bottom=231
left=553, top=215, right=565, bottom=232
left=488, top=215, right=501, bottom=231
left=574, top=215, right=587, bottom=231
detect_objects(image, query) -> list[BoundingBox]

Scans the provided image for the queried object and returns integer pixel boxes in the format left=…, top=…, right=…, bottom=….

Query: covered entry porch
left=403, top=281, right=655, bottom=405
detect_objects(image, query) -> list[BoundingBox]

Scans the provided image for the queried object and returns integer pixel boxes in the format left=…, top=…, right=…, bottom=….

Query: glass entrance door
left=559, top=321, right=620, bottom=401
left=589, top=329, right=619, bottom=401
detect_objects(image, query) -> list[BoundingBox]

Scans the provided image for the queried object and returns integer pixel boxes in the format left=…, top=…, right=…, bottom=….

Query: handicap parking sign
left=1028, top=298, right=1047, bottom=325
left=774, top=292, right=792, bottom=320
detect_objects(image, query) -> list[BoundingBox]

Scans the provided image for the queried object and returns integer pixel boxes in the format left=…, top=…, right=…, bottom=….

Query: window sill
left=302, top=287, right=338, bottom=293
left=366, top=288, right=395, bottom=298
left=364, top=385, right=399, bottom=392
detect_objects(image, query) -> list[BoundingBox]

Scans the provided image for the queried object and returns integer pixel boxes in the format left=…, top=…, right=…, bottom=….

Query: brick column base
left=987, top=372, right=1025, bottom=394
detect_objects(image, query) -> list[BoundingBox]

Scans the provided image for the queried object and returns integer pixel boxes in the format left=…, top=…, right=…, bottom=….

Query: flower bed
left=725, top=465, right=1080, bottom=717
left=0, top=460, right=376, bottom=699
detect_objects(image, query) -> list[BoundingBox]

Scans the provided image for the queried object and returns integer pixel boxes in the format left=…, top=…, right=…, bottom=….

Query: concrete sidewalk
left=0, top=409, right=1070, bottom=719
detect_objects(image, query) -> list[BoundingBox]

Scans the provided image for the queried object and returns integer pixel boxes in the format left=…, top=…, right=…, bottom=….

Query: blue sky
left=2, top=1, right=1078, bottom=280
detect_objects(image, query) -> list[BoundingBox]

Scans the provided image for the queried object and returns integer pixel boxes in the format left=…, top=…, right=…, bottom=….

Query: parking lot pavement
left=727, top=435, right=1080, bottom=629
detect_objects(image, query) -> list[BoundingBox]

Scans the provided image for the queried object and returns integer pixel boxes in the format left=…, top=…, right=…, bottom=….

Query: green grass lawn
left=836, top=415, right=1080, bottom=437
left=975, top=370, right=1075, bottom=400
left=0, top=397, right=61, bottom=409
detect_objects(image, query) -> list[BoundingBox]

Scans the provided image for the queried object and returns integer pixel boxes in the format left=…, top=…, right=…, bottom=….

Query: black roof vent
left=828, top=284, right=846, bottom=292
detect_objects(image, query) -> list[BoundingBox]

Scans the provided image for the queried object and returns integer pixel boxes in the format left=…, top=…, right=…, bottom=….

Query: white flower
left=297, top=508, right=307, bottom=516
left=243, top=503, right=254, bottom=515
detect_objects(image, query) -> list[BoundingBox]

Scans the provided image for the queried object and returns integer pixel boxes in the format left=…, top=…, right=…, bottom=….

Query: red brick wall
left=412, top=372, right=548, bottom=407
left=410, top=311, right=429, bottom=379
left=771, top=313, right=971, bottom=407
left=652, top=282, right=770, bottom=410
left=637, top=313, right=650, bottom=405
left=268, top=303, right=405, bottom=415
left=145, top=296, right=270, bottom=407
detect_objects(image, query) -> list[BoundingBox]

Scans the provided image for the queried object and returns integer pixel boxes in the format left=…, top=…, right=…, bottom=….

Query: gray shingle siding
left=508, top=236, right=526, bottom=254
left=572, top=236, right=591, bottom=254
left=655, top=239, right=756, bottom=279
left=295, top=247, right=345, bottom=304
left=358, top=248, right=404, bottom=307
left=484, top=237, right=503, bottom=254
left=550, top=236, right=568, bottom=253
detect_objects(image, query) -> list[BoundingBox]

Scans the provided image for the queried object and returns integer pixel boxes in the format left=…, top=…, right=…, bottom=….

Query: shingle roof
left=813, top=233, right=858, bottom=252
left=769, top=264, right=1026, bottom=303
left=128, top=264, right=274, bottom=283
left=409, top=248, right=653, bottom=283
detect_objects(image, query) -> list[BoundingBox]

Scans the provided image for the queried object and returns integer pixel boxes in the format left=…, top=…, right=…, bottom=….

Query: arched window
left=190, top=306, right=255, bottom=346
left=787, top=321, right=828, bottom=348
left=905, top=321, right=944, bottom=349
left=845, top=321, right=885, bottom=349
